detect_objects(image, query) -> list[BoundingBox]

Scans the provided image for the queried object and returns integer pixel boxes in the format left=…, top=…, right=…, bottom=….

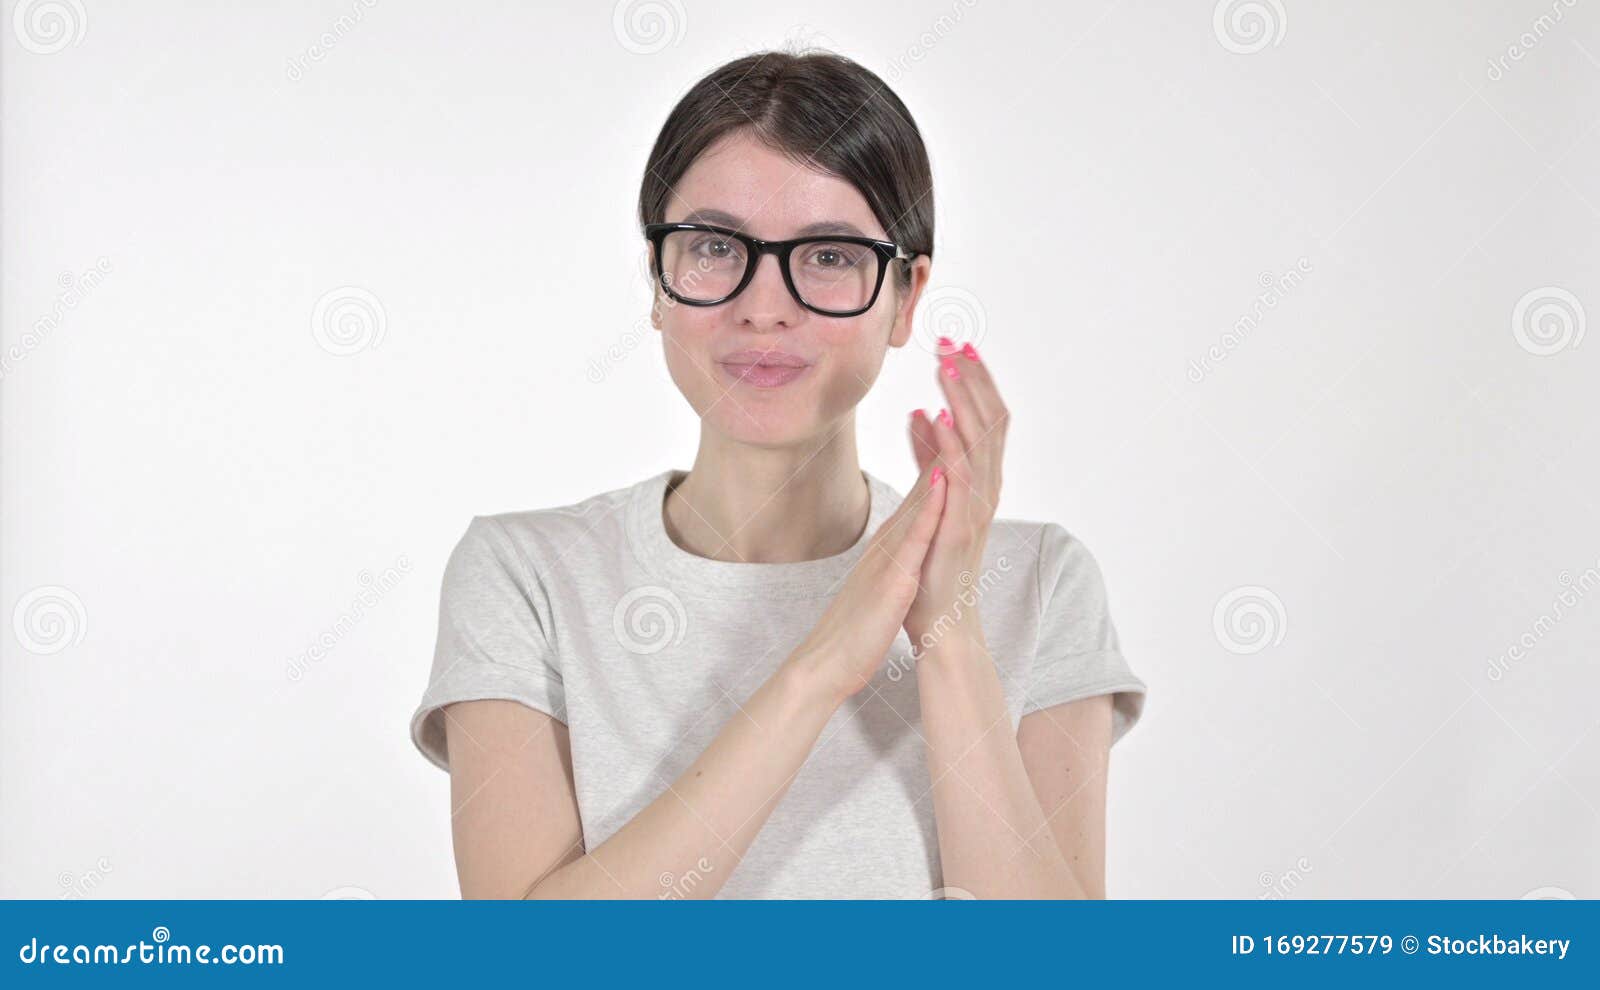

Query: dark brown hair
left=637, top=50, right=934, bottom=291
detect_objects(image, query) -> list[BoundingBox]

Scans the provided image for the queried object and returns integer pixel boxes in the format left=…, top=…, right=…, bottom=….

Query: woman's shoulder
left=979, top=516, right=1086, bottom=582
left=451, top=472, right=659, bottom=572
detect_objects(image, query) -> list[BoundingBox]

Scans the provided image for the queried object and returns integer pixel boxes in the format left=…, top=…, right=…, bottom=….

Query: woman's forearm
left=915, top=632, right=1085, bottom=898
left=524, top=649, right=841, bottom=899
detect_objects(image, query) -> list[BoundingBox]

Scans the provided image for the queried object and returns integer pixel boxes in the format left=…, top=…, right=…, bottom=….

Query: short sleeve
left=408, top=515, right=568, bottom=772
left=1019, top=523, right=1147, bottom=746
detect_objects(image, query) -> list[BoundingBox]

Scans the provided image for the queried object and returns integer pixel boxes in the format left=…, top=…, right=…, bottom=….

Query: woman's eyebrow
left=679, top=208, right=873, bottom=239
left=794, top=219, right=871, bottom=238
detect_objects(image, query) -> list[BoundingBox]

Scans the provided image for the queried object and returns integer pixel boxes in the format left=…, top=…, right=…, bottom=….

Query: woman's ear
left=888, top=255, right=933, bottom=349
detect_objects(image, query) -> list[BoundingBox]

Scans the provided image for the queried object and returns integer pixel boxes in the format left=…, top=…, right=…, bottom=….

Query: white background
left=3, top=0, right=1597, bottom=899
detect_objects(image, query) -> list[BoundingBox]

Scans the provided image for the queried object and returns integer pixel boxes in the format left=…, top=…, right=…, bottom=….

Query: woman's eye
left=805, top=245, right=855, bottom=268
left=690, top=237, right=742, bottom=262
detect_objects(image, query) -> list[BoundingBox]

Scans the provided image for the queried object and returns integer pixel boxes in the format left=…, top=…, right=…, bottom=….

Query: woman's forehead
left=669, top=133, right=883, bottom=239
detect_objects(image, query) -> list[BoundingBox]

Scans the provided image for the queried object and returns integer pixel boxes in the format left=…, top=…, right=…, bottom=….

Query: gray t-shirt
left=409, top=467, right=1147, bottom=898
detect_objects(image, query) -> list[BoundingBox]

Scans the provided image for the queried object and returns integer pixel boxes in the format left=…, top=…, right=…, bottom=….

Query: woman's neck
left=663, top=427, right=870, bottom=564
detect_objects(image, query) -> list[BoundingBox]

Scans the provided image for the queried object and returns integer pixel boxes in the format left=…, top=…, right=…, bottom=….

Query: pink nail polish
left=961, top=342, right=979, bottom=361
left=943, top=361, right=961, bottom=380
left=936, top=336, right=954, bottom=353
left=930, top=467, right=944, bottom=485
left=937, top=408, right=952, bottom=428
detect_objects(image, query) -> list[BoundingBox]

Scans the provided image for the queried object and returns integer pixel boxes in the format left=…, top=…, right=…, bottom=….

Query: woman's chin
left=702, top=405, right=822, bottom=448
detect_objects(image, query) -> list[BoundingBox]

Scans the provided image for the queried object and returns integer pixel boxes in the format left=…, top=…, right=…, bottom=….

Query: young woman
left=409, top=50, right=1147, bottom=899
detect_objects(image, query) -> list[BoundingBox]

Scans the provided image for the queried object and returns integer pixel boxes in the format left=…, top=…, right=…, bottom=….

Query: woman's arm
left=443, top=700, right=584, bottom=899
left=444, top=656, right=838, bottom=899
left=903, top=341, right=1119, bottom=897
left=442, top=466, right=947, bottom=899
left=914, top=633, right=1109, bottom=898
left=1017, top=693, right=1114, bottom=899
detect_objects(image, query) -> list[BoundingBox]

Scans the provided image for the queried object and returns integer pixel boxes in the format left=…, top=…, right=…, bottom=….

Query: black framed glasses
left=644, top=222, right=918, bottom=318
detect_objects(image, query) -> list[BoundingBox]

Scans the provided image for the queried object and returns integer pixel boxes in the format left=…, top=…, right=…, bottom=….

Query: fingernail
left=942, top=360, right=961, bottom=380
left=936, top=336, right=954, bottom=354
left=937, top=408, right=952, bottom=428
left=930, top=467, right=944, bottom=486
left=961, top=342, right=979, bottom=361
left=910, top=408, right=925, bottom=422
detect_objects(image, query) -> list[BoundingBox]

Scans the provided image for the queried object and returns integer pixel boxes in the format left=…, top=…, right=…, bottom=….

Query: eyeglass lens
left=659, top=229, right=879, bottom=313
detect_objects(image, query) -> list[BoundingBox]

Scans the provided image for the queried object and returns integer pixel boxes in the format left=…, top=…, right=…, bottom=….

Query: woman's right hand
left=790, top=466, right=947, bottom=703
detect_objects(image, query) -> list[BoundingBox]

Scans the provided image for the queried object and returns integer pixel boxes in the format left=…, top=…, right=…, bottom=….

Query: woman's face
left=650, top=129, right=931, bottom=448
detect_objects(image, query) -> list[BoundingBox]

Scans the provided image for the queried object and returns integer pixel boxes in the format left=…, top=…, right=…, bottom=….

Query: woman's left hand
left=903, top=336, right=1008, bottom=651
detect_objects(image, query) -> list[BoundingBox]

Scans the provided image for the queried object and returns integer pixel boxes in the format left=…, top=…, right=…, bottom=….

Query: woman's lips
left=716, top=360, right=812, bottom=388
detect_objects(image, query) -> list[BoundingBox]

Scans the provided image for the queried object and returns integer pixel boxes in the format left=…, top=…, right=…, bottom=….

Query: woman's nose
left=732, top=251, right=802, bottom=323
